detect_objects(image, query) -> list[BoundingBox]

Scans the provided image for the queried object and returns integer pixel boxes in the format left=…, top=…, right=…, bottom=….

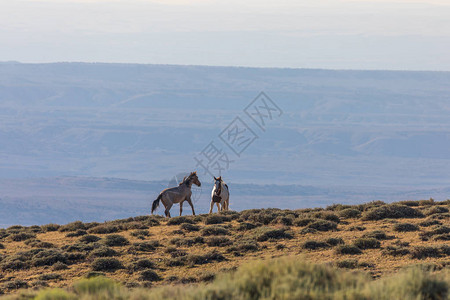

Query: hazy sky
left=1, top=0, right=449, bottom=70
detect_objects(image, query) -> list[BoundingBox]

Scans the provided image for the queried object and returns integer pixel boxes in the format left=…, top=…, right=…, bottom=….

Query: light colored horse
left=209, top=176, right=229, bottom=213
left=151, top=172, right=201, bottom=217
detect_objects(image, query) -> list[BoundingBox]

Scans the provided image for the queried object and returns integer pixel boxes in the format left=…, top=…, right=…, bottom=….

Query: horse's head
left=214, top=176, right=222, bottom=195
left=190, top=171, right=201, bottom=187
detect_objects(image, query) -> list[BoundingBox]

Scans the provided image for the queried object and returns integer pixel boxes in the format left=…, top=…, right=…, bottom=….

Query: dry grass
left=0, top=201, right=449, bottom=296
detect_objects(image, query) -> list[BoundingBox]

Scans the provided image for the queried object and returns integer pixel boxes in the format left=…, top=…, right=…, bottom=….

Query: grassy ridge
left=0, top=199, right=449, bottom=299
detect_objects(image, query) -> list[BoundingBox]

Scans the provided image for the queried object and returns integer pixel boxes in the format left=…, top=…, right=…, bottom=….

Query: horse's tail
left=151, top=194, right=162, bottom=214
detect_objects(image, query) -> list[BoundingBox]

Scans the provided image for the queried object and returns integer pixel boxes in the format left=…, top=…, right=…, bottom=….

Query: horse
left=209, top=176, right=229, bottom=213
left=151, top=172, right=201, bottom=217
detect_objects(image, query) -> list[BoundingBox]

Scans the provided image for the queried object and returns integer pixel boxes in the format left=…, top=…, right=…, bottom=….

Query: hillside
left=0, top=199, right=449, bottom=298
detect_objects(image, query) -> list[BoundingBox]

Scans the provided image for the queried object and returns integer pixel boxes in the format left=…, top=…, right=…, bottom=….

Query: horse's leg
left=163, top=199, right=173, bottom=218
left=209, top=200, right=214, bottom=214
left=187, top=198, right=196, bottom=215
left=216, top=202, right=221, bottom=212
left=180, top=201, right=183, bottom=216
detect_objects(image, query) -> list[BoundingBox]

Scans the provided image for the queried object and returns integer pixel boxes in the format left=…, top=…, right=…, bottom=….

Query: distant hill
left=0, top=62, right=449, bottom=225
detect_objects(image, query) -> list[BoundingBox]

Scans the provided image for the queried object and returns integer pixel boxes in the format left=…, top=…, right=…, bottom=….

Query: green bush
left=338, top=208, right=361, bottom=219
left=201, top=225, right=230, bottom=236
left=130, top=229, right=150, bottom=238
left=130, top=259, right=155, bottom=271
left=362, top=205, right=424, bottom=220
left=79, top=234, right=101, bottom=243
left=353, top=238, right=380, bottom=249
left=419, top=219, right=442, bottom=227
left=252, top=227, right=293, bottom=242
left=306, top=220, right=337, bottom=231
left=129, top=241, right=160, bottom=252
left=206, top=236, right=232, bottom=247
left=74, top=276, right=121, bottom=295
left=294, top=217, right=316, bottom=227
left=180, top=223, right=200, bottom=232
left=35, top=288, right=76, bottom=300
left=41, top=223, right=61, bottom=232
left=335, top=245, right=362, bottom=255
left=91, top=258, right=124, bottom=272
left=32, top=250, right=67, bottom=267
left=102, top=234, right=129, bottom=247
left=237, top=222, right=259, bottom=231
left=66, top=229, right=87, bottom=237
left=88, top=224, right=120, bottom=234
left=205, top=214, right=231, bottom=225
left=423, top=206, right=449, bottom=216
left=382, top=245, right=410, bottom=257
left=170, top=236, right=204, bottom=247
left=228, top=240, right=259, bottom=254
left=410, top=246, right=441, bottom=259
left=302, top=240, right=330, bottom=250
left=167, top=216, right=195, bottom=225
left=362, top=230, right=391, bottom=240
left=326, top=237, right=345, bottom=246
left=89, top=247, right=118, bottom=258
left=8, top=232, right=36, bottom=241
left=59, top=221, right=86, bottom=232
left=393, top=223, right=419, bottom=232
left=139, top=270, right=161, bottom=282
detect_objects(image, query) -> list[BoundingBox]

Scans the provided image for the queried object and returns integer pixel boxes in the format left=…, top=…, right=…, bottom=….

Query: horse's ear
left=218, top=176, right=222, bottom=181
left=214, top=176, right=217, bottom=180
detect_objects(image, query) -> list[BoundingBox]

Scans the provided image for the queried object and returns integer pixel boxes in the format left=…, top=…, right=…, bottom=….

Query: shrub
left=170, top=236, right=204, bottom=247
left=362, top=205, right=424, bottom=220
left=348, top=226, right=366, bottom=231
left=383, top=245, right=410, bottom=257
left=53, top=262, right=69, bottom=270
left=8, top=232, right=36, bottom=241
left=252, top=227, right=293, bottom=242
left=395, top=200, right=420, bottom=207
left=167, top=216, right=195, bottom=225
left=102, top=234, right=129, bottom=247
left=91, top=258, right=124, bottom=272
left=312, top=211, right=341, bottom=223
left=32, top=250, right=67, bottom=267
left=206, top=236, right=232, bottom=247
left=205, top=214, right=231, bottom=225
left=186, top=251, right=226, bottom=265
left=228, top=240, right=259, bottom=253
left=237, top=222, right=259, bottom=231
left=166, top=247, right=187, bottom=258
left=79, top=235, right=101, bottom=243
left=90, top=247, right=118, bottom=258
left=180, top=223, right=200, bottom=232
left=239, top=209, right=281, bottom=225
left=338, top=208, right=361, bottom=219
left=74, top=276, right=121, bottom=295
left=130, top=230, right=150, bottom=237
left=302, top=240, right=330, bottom=250
left=362, top=230, right=391, bottom=240
left=66, top=230, right=87, bottom=237
left=0, top=243, right=4, bottom=249
left=410, top=246, right=441, bottom=259
left=336, top=259, right=359, bottom=269
left=131, top=259, right=155, bottom=271
left=419, top=198, right=435, bottom=206
left=306, top=220, right=337, bottom=231
left=39, top=273, right=62, bottom=281
left=59, top=221, right=86, bottom=232
left=272, top=216, right=294, bottom=226
left=41, top=223, right=60, bottom=232
left=419, top=219, right=442, bottom=227
left=419, top=225, right=450, bottom=240
left=393, top=223, right=419, bottom=232
left=139, top=270, right=161, bottom=282
left=88, top=224, right=120, bottom=234
left=201, top=225, right=230, bottom=236
left=336, top=245, right=362, bottom=255
left=294, top=217, right=316, bottom=227
left=423, top=206, right=449, bottom=216
left=129, top=241, right=160, bottom=252
left=353, top=238, right=380, bottom=249
left=326, top=237, right=345, bottom=246
left=35, top=288, right=76, bottom=300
